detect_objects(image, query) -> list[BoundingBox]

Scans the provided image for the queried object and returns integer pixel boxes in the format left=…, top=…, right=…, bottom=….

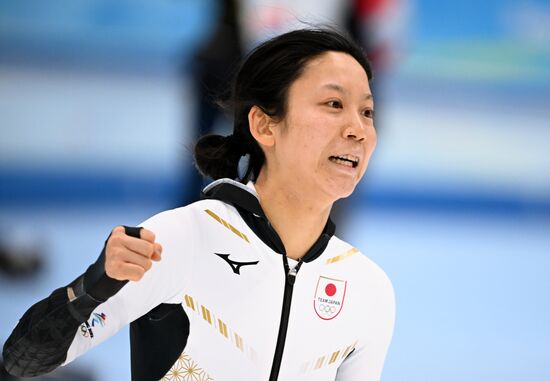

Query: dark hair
left=194, top=28, right=372, bottom=182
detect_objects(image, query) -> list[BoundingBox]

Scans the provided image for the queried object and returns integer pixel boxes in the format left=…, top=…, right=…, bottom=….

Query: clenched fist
left=105, top=226, right=162, bottom=282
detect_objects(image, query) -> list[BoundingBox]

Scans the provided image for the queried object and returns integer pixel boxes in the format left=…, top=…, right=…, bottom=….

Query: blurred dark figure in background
left=0, top=241, right=42, bottom=278
left=0, top=243, right=39, bottom=380
left=346, top=0, right=394, bottom=79
left=181, top=0, right=243, bottom=205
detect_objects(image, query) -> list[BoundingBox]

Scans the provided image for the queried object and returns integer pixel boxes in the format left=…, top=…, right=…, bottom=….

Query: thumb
left=123, top=226, right=143, bottom=239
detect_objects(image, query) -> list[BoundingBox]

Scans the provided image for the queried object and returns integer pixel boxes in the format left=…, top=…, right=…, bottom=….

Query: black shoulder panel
left=130, top=303, right=190, bottom=381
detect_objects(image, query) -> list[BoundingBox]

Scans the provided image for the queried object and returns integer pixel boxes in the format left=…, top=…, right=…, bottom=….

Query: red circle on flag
left=325, top=283, right=337, bottom=297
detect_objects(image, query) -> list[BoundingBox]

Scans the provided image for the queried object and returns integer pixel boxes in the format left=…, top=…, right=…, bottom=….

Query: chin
left=335, top=187, right=355, bottom=200
left=324, top=179, right=358, bottom=202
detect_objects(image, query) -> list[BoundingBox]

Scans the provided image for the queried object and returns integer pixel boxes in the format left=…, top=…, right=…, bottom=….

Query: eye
left=326, top=100, right=343, bottom=109
left=362, top=108, right=375, bottom=119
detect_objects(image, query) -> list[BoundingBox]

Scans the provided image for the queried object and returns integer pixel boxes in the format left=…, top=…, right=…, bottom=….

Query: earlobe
left=248, top=106, right=276, bottom=147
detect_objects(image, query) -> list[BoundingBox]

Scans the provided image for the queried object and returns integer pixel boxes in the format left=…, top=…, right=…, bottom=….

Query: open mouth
left=329, top=155, right=359, bottom=168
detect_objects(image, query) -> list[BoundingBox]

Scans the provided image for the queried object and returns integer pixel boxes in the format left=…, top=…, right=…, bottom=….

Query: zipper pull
left=286, top=260, right=301, bottom=286
left=287, top=267, right=297, bottom=286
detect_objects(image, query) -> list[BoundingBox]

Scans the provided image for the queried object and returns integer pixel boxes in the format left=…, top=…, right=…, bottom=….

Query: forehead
left=292, top=51, right=371, bottom=96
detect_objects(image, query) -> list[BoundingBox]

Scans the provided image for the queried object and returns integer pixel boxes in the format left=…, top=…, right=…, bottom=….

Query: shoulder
left=139, top=199, right=241, bottom=234
left=323, top=236, right=396, bottom=338
left=324, top=236, right=394, bottom=298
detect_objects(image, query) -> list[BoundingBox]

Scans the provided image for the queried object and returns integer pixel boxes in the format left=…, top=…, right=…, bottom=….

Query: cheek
left=282, top=107, right=339, bottom=171
left=295, top=134, right=323, bottom=169
left=288, top=118, right=327, bottom=162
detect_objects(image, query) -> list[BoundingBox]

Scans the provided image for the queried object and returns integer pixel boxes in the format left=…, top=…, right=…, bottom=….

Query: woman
left=3, top=28, right=395, bottom=381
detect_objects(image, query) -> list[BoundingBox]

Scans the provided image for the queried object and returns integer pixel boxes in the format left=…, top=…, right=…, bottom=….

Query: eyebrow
left=322, top=83, right=373, bottom=100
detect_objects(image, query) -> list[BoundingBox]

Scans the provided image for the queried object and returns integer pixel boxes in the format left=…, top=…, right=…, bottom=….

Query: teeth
left=329, top=156, right=356, bottom=168
left=340, top=154, right=359, bottom=162
left=329, top=154, right=359, bottom=168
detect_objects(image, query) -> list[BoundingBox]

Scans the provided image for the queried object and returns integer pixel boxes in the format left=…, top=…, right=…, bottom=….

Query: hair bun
left=194, top=134, right=244, bottom=180
left=225, top=134, right=247, bottom=157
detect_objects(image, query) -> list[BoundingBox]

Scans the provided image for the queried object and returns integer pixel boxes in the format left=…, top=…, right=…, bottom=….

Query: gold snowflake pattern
left=161, top=352, right=213, bottom=381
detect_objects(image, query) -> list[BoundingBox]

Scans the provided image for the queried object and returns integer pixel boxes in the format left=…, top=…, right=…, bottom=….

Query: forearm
left=2, top=245, right=127, bottom=377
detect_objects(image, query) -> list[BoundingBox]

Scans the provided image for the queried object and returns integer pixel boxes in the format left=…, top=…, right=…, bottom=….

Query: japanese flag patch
left=313, top=276, right=347, bottom=320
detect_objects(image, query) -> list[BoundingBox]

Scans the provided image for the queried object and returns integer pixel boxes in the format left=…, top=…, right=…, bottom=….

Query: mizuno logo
left=214, top=253, right=259, bottom=275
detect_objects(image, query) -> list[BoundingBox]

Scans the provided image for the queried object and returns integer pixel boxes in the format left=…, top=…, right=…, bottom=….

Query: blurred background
left=1, top=0, right=549, bottom=380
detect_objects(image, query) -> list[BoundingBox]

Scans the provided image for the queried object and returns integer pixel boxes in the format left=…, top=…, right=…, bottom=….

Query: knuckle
left=134, top=269, right=145, bottom=281
left=112, top=226, right=124, bottom=235
left=141, top=228, right=154, bottom=241
left=144, top=260, right=152, bottom=271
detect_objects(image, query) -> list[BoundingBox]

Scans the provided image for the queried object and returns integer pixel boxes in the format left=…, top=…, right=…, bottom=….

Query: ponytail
left=194, top=134, right=245, bottom=180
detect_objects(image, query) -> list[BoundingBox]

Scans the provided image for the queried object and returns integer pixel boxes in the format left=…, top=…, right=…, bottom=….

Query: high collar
left=202, top=178, right=335, bottom=263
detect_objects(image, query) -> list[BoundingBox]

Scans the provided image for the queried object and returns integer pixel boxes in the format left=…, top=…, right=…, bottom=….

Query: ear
left=248, top=106, right=276, bottom=148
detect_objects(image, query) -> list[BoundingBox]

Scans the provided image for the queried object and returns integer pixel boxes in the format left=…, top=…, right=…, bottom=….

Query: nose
left=343, top=112, right=368, bottom=142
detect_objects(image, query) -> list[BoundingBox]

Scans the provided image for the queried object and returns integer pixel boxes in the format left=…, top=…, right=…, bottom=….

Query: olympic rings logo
left=319, top=303, right=336, bottom=314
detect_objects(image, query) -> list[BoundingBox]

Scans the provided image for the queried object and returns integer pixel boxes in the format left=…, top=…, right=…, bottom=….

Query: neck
left=254, top=171, right=332, bottom=261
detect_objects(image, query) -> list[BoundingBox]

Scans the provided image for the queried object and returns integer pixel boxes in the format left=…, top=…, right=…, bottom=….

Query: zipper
left=268, top=258, right=302, bottom=381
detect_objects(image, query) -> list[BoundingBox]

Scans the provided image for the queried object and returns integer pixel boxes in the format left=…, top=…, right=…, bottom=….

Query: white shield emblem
left=313, top=276, right=347, bottom=320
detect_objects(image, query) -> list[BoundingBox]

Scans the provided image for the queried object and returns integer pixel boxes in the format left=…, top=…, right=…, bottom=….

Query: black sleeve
left=2, top=227, right=140, bottom=377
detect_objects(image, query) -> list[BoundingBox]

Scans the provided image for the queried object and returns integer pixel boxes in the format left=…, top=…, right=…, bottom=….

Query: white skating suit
left=4, top=179, right=395, bottom=381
